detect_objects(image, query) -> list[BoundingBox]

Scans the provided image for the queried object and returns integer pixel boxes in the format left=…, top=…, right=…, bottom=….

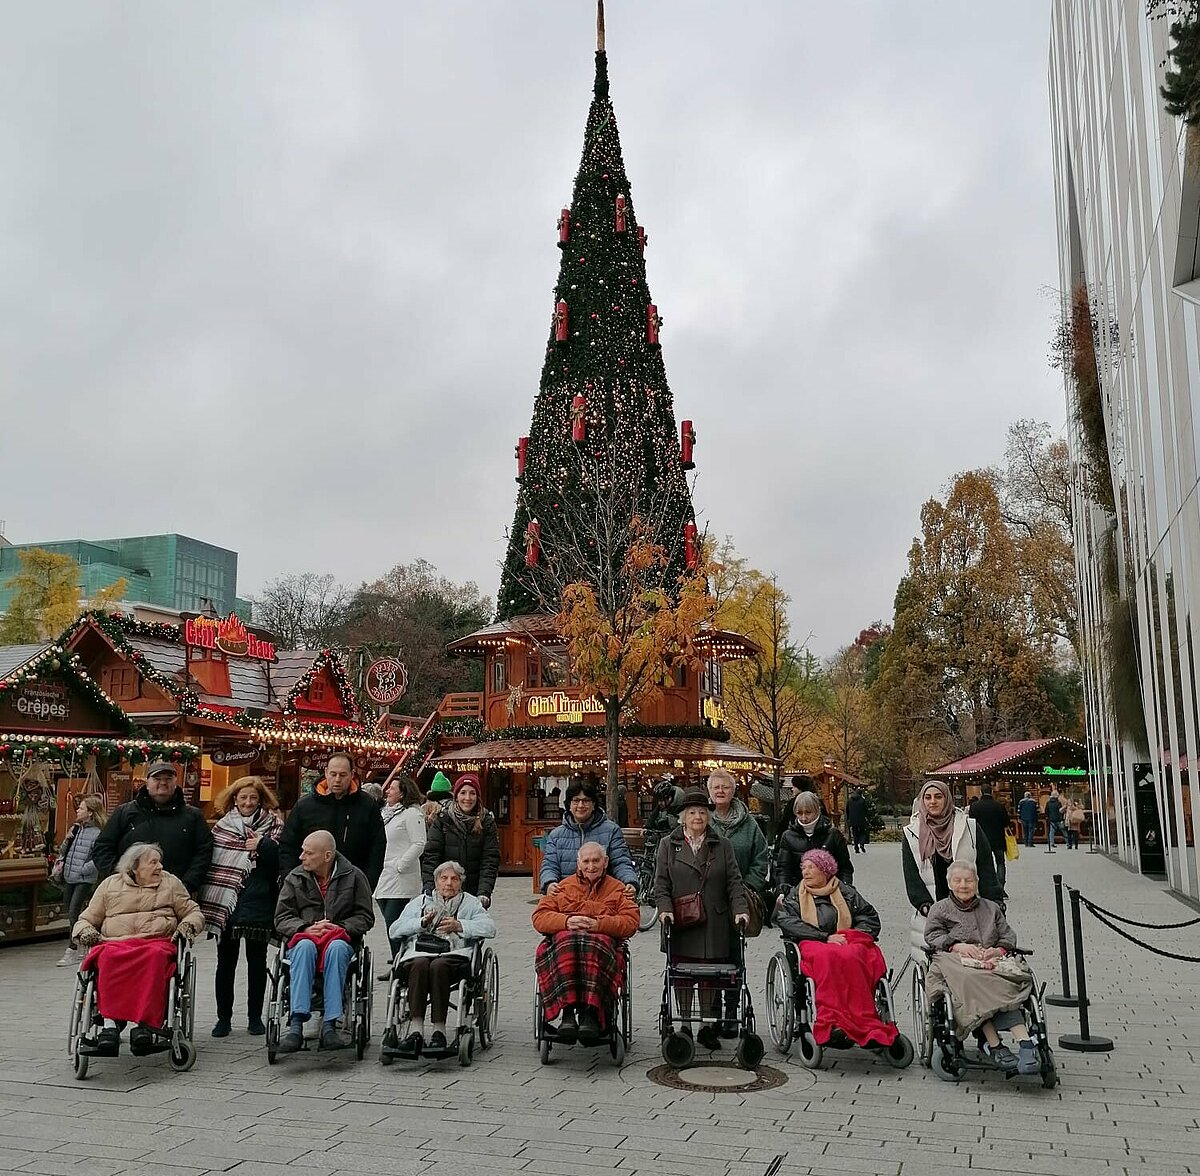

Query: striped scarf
left=199, top=807, right=283, bottom=933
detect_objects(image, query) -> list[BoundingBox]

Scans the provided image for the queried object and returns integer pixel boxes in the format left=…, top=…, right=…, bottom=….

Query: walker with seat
left=263, top=938, right=373, bottom=1062
left=378, top=937, right=499, bottom=1067
left=67, top=935, right=197, bottom=1079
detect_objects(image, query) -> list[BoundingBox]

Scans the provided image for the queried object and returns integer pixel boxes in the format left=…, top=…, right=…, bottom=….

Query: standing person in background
left=374, top=775, right=428, bottom=973
left=53, top=796, right=107, bottom=968
left=1044, top=789, right=1064, bottom=853
left=968, top=784, right=1011, bottom=892
left=421, top=774, right=501, bottom=907
left=423, top=772, right=454, bottom=822
left=1017, top=790, right=1039, bottom=848
left=1065, top=799, right=1085, bottom=849
left=199, top=776, right=283, bottom=1038
left=775, top=791, right=854, bottom=901
left=277, top=752, right=386, bottom=888
left=844, top=787, right=869, bottom=854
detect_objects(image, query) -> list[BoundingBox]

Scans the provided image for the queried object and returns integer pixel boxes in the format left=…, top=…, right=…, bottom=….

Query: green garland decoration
left=280, top=648, right=359, bottom=722
left=0, top=643, right=135, bottom=731
left=0, top=736, right=199, bottom=768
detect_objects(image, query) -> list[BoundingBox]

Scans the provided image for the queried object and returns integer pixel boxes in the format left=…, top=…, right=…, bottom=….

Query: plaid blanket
left=198, top=808, right=282, bottom=933
left=535, top=931, right=623, bottom=1029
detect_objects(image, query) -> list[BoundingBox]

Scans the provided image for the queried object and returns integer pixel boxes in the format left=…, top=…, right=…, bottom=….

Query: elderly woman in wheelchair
left=768, top=847, right=912, bottom=1068
left=921, top=860, right=1048, bottom=1079
left=70, top=842, right=204, bottom=1068
left=532, top=840, right=638, bottom=1063
left=384, top=859, right=497, bottom=1062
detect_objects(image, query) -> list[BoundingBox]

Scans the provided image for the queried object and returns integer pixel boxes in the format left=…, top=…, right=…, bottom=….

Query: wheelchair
left=264, top=938, right=373, bottom=1062
left=764, top=938, right=914, bottom=1069
left=910, top=948, right=1059, bottom=1088
left=378, top=938, right=499, bottom=1067
left=67, top=936, right=197, bottom=1079
left=658, top=926, right=764, bottom=1070
left=533, top=937, right=632, bottom=1066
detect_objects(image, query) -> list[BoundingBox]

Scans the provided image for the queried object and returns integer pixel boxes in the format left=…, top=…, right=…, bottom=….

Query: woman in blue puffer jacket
left=539, top=777, right=638, bottom=894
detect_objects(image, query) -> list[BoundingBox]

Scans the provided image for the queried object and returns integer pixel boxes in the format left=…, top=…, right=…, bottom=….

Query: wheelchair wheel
left=1039, top=1041, right=1059, bottom=1089
left=797, top=1030, right=823, bottom=1069
left=169, top=1035, right=197, bottom=1073
left=458, top=1029, right=475, bottom=1067
left=911, top=966, right=932, bottom=1068
left=610, top=1029, right=626, bottom=1066
left=179, top=953, right=197, bottom=1043
left=539, top=1038, right=552, bottom=1065
left=765, top=952, right=795, bottom=1054
left=884, top=1033, right=915, bottom=1069
left=930, top=1042, right=962, bottom=1083
left=637, top=896, right=659, bottom=933
left=68, top=973, right=95, bottom=1081
left=479, top=947, right=499, bottom=1049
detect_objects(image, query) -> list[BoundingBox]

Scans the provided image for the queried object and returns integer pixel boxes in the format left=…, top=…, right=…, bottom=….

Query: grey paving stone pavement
left=1, top=839, right=1196, bottom=1175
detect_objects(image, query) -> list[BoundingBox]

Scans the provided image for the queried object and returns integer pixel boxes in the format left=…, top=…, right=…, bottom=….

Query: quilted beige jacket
left=73, top=871, right=204, bottom=942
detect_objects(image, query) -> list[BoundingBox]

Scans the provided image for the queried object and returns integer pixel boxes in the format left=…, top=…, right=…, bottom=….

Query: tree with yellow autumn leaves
left=0, top=548, right=126, bottom=643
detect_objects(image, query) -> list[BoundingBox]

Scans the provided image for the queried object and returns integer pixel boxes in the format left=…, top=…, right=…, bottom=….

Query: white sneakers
left=55, top=947, right=80, bottom=968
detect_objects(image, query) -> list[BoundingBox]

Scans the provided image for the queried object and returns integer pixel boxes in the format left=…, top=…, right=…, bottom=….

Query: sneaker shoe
left=1016, top=1040, right=1040, bottom=1075
left=277, top=1026, right=304, bottom=1053
left=211, top=1019, right=231, bottom=1038
left=427, top=1030, right=448, bottom=1052
left=56, top=947, right=80, bottom=968
left=129, top=1026, right=166, bottom=1056
left=376, top=969, right=392, bottom=982
left=319, top=1021, right=348, bottom=1051
left=247, top=1017, right=266, bottom=1036
left=399, top=1031, right=423, bottom=1056
left=81, top=1026, right=120, bottom=1057
left=984, top=1043, right=1018, bottom=1073
left=696, top=1024, right=722, bottom=1051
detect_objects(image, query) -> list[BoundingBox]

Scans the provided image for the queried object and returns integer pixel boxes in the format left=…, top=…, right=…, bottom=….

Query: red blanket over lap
left=287, top=927, right=351, bottom=971
left=82, top=937, right=177, bottom=1027
left=798, top=928, right=898, bottom=1047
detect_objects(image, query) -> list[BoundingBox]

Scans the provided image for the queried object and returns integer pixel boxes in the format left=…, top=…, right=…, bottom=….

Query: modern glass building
left=1051, top=1, right=1200, bottom=900
left=0, top=534, right=241, bottom=617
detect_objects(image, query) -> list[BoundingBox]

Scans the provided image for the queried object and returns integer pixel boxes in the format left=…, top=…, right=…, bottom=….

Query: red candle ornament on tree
left=524, top=519, right=541, bottom=567
left=684, top=521, right=699, bottom=569
left=554, top=300, right=569, bottom=344
left=637, top=226, right=647, bottom=255
left=615, top=193, right=627, bottom=234
left=571, top=394, right=587, bottom=443
left=646, top=304, right=662, bottom=347
left=680, top=420, right=696, bottom=470
left=557, top=207, right=571, bottom=248
left=516, top=436, right=529, bottom=478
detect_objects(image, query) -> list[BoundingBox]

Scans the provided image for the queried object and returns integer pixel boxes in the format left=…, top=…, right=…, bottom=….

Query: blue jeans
left=1047, top=822, right=1059, bottom=850
left=1021, top=820, right=1035, bottom=848
left=287, top=938, right=353, bottom=1023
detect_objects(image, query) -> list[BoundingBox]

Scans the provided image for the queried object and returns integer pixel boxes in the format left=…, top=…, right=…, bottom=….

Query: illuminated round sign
left=364, top=657, right=408, bottom=706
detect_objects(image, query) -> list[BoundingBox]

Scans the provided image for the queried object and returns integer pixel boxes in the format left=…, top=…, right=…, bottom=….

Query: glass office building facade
left=0, top=534, right=240, bottom=618
left=1051, top=1, right=1200, bottom=899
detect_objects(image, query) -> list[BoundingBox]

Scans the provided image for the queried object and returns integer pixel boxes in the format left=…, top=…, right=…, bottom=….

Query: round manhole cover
left=647, top=1061, right=788, bottom=1093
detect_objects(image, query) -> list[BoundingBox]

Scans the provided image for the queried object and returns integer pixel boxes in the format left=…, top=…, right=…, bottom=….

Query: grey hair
left=578, top=840, right=609, bottom=861
left=433, top=859, right=466, bottom=882
left=117, top=842, right=163, bottom=880
left=793, top=791, right=821, bottom=817
left=946, top=860, right=979, bottom=882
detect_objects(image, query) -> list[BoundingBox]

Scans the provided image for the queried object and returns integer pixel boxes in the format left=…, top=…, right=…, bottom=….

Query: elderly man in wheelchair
left=532, top=840, right=638, bottom=1062
left=273, top=830, right=375, bottom=1054
left=70, top=841, right=204, bottom=1070
left=383, top=858, right=497, bottom=1062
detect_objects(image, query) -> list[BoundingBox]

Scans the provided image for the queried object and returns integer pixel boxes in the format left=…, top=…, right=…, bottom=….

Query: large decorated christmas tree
left=496, top=4, right=697, bottom=621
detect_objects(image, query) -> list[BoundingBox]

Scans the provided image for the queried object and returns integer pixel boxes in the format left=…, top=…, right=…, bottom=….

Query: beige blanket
left=924, top=951, right=1033, bottom=1038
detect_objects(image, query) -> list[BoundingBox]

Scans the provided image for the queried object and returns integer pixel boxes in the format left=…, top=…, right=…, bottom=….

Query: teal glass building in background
left=0, top=534, right=244, bottom=617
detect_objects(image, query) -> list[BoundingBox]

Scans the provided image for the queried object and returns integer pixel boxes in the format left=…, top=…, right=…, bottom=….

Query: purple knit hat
left=801, top=848, right=839, bottom=878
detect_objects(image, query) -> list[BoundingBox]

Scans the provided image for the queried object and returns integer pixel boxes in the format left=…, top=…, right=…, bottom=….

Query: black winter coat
left=230, top=835, right=280, bottom=928
left=967, top=796, right=1010, bottom=858
left=421, top=809, right=501, bottom=900
left=277, top=786, right=386, bottom=890
left=844, top=793, right=867, bottom=829
left=775, top=880, right=881, bottom=942
left=91, top=786, right=213, bottom=893
left=775, top=815, right=854, bottom=894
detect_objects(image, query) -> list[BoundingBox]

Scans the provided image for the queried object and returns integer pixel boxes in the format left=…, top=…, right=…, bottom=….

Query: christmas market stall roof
left=926, top=737, right=1088, bottom=780
left=0, top=645, right=48, bottom=678
left=446, top=614, right=760, bottom=661
left=430, top=733, right=777, bottom=774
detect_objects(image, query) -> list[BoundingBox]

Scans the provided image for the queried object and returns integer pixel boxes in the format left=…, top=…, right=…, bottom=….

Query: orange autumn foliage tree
left=558, top=521, right=716, bottom=819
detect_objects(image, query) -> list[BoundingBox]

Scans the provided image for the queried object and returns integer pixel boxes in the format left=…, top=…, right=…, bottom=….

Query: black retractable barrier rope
left=1081, top=898, right=1200, bottom=964
left=1078, top=896, right=1200, bottom=931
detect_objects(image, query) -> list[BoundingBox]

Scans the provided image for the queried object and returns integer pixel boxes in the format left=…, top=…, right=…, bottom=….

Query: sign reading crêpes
left=527, top=690, right=604, bottom=724
left=15, top=682, right=70, bottom=722
left=183, top=613, right=276, bottom=661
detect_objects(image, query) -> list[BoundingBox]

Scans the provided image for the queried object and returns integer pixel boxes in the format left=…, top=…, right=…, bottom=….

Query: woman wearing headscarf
left=775, top=848, right=897, bottom=1050
left=902, top=780, right=1002, bottom=954
left=420, top=773, right=500, bottom=908
left=198, top=776, right=283, bottom=1038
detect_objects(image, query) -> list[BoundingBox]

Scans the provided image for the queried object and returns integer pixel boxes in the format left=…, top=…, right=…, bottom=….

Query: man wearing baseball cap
left=90, top=759, right=213, bottom=894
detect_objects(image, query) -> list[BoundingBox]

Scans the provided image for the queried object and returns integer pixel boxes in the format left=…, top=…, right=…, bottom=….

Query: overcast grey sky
left=0, top=2, right=1059, bottom=654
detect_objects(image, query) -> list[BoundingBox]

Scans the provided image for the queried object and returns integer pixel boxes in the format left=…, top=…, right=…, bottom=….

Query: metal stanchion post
left=1045, top=874, right=1079, bottom=1007
left=1058, top=886, right=1114, bottom=1052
